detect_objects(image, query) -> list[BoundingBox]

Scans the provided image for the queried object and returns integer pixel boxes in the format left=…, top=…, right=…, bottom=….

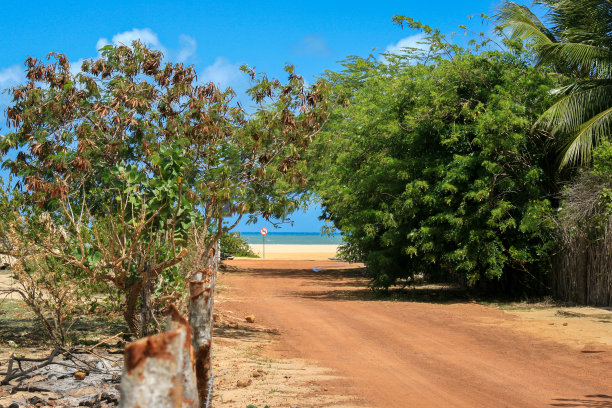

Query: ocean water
left=240, top=232, right=343, bottom=245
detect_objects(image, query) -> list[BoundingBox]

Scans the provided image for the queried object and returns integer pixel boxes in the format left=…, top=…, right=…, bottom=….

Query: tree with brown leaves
left=1, top=42, right=331, bottom=404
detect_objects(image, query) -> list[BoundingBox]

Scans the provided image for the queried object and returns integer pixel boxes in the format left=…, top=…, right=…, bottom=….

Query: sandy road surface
left=219, top=259, right=612, bottom=408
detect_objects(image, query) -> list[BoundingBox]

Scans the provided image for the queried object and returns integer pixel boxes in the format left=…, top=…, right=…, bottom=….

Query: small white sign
left=260, top=227, right=269, bottom=236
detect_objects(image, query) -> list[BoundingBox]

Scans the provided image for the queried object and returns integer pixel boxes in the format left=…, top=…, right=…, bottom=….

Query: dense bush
left=220, top=233, right=258, bottom=258
left=311, top=45, right=564, bottom=292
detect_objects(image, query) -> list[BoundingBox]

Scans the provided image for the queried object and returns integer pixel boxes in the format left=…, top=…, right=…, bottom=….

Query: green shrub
left=311, top=41, right=562, bottom=293
left=220, top=233, right=259, bottom=258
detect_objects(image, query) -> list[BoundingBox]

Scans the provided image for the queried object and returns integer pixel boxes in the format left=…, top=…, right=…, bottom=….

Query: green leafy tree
left=497, top=0, right=612, bottom=169
left=1, top=43, right=330, bottom=335
left=0, top=146, right=196, bottom=338
left=1, top=42, right=330, bottom=403
left=310, top=25, right=561, bottom=292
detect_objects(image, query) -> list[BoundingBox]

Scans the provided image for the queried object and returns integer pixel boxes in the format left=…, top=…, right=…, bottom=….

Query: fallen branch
left=86, top=332, right=125, bottom=352
left=86, top=348, right=122, bottom=370
left=1, top=348, right=59, bottom=385
left=60, top=349, right=108, bottom=374
left=1, top=345, right=123, bottom=385
left=10, top=385, right=52, bottom=393
left=9, top=355, right=52, bottom=362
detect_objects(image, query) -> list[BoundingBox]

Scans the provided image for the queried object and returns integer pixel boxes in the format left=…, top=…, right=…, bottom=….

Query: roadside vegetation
left=309, top=2, right=611, bottom=304
left=0, top=0, right=610, bottom=406
left=0, top=40, right=330, bottom=405
left=221, top=233, right=259, bottom=258
left=0, top=42, right=329, bottom=343
left=310, top=26, right=562, bottom=293
left=0, top=0, right=608, bottom=347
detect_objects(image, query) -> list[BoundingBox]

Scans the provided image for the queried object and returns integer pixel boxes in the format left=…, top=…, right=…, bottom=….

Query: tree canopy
left=310, top=37, right=562, bottom=291
left=0, top=42, right=331, bottom=336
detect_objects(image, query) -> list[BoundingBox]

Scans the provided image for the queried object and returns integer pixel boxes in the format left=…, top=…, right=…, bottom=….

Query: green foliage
left=311, top=43, right=561, bottom=291
left=592, top=141, right=612, bottom=218
left=593, top=140, right=612, bottom=177
left=220, top=233, right=258, bottom=258
left=497, top=0, right=612, bottom=169
left=0, top=42, right=331, bottom=337
left=0, top=177, right=93, bottom=345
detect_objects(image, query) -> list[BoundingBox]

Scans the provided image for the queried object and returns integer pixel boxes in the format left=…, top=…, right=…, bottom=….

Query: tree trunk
left=189, top=246, right=217, bottom=408
left=124, top=282, right=143, bottom=337
left=140, top=262, right=155, bottom=337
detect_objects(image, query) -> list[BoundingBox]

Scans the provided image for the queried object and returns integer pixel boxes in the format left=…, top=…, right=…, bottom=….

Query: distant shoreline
left=239, top=231, right=327, bottom=234
left=238, top=232, right=343, bottom=246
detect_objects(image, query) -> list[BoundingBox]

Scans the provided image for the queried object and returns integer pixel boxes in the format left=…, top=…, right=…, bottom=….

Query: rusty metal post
left=119, top=310, right=199, bottom=408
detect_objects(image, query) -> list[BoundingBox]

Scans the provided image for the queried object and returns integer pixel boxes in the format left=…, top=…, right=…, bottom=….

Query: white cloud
left=177, top=35, right=197, bottom=63
left=95, top=29, right=197, bottom=63
left=201, top=57, right=244, bottom=88
left=293, top=34, right=332, bottom=57
left=0, top=65, right=24, bottom=88
left=96, top=28, right=166, bottom=55
left=0, top=66, right=25, bottom=131
left=112, top=28, right=164, bottom=51
left=382, top=34, right=429, bottom=63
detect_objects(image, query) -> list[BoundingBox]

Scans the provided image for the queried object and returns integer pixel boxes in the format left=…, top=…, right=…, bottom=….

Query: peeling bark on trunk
left=189, top=247, right=217, bottom=408
left=119, top=323, right=198, bottom=408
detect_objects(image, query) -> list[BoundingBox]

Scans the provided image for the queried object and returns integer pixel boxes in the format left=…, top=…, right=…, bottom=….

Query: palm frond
left=497, top=1, right=556, bottom=46
left=535, top=42, right=612, bottom=77
left=537, top=0, right=612, bottom=46
left=559, top=105, right=612, bottom=168
left=536, top=82, right=612, bottom=133
left=498, top=0, right=612, bottom=171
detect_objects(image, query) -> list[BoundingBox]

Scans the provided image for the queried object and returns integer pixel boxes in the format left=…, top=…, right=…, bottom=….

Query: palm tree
left=497, top=0, right=612, bottom=169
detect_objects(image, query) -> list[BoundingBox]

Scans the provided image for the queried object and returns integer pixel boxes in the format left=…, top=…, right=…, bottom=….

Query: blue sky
left=0, top=0, right=503, bottom=233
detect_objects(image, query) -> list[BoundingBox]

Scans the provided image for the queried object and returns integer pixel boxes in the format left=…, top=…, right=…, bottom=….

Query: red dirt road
left=220, top=259, right=612, bottom=407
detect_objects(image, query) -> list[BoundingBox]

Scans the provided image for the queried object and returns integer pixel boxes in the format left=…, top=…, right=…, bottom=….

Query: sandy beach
left=246, top=244, right=339, bottom=260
